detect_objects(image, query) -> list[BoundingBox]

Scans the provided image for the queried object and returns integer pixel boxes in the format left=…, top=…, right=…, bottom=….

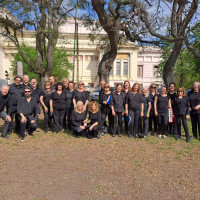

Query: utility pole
left=76, top=23, right=79, bottom=83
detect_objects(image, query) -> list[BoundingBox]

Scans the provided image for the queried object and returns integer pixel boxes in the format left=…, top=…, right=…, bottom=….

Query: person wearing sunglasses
left=148, top=83, right=158, bottom=136
left=17, top=86, right=40, bottom=141
left=188, top=81, right=200, bottom=139
left=173, top=86, right=191, bottom=143
left=73, top=81, right=89, bottom=112
left=40, top=81, right=53, bottom=133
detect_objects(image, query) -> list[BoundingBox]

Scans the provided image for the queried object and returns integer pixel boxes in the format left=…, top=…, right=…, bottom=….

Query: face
left=133, top=84, right=139, bottom=91
left=161, top=87, right=167, bottom=94
left=91, top=104, right=96, bottom=111
left=150, top=85, right=156, bottom=92
left=117, top=85, right=122, bottom=93
left=104, top=85, right=110, bottom=91
left=24, top=89, right=32, bottom=98
left=57, top=85, right=63, bottom=90
left=1, top=86, right=9, bottom=96
left=62, top=79, right=68, bottom=88
left=193, top=83, right=199, bottom=92
left=68, top=83, right=74, bottom=90
left=177, top=89, right=184, bottom=96
left=31, top=79, right=37, bottom=88
left=124, top=82, right=129, bottom=89
left=78, top=82, right=84, bottom=89
left=49, top=76, right=55, bottom=84
left=169, top=84, right=175, bottom=92
left=100, top=81, right=105, bottom=88
left=23, top=75, right=29, bottom=84
left=142, top=88, right=148, bottom=95
left=15, top=78, right=21, bottom=86
left=45, top=82, right=51, bottom=89
left=77, top=103, right=83, bottom=111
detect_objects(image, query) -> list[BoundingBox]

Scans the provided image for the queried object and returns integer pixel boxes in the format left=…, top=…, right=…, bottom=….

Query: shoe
left=163, top=135, right=167, bottom=139
left=133, top=134, right=137, bottom=138
left=148, top=131, right=152, bottom=135
left=176, top=136, right=181, bottom=141
left=97, top=133, right=100, bottom=139
left=44, top=129, right=49, bottom=133
left=128, top=134, right=132, bottom=138
left=36, top=128, right=40, bottom=132
left=154, top=132, right=158, bottom=137
left=20, top=136, right=24, bottom=141
left=101, top=132, right=105, bottom=136
left=118, top=134, right=122, bottom=137
left=186, top=137, right=191, bottom=143
left=1, top=135, right=9, bottom=139
left=112, top=134, right=116, bottom=137
left=158, top=135, right=162, bottom=139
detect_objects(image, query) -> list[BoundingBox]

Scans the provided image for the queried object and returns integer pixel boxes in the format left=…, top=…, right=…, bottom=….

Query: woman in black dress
left=40, top=81, right=53, bottom=133
left=73, top=81, right=89, bottom=111
left=154, top=86, right=171, bottom=139
left=88, top=101, right=102, bottom=139
left=174, top=86, right=190, bottom=142
left=148, top=83, right=158, bottom=135
left=71, top=101, right=87, bottom=137
left=125, top=83, right=144, bottom=138
left=49, top=82, right=66, bottom=133
left=188, top=81, right=200, bottom=139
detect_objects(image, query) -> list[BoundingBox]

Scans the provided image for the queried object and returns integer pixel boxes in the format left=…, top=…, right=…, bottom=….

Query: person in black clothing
left=111, top=84, right=126, bottom=137
left=125, top=83, right=144, bottom=138
left=123, top=80, right=131, bottom=135
left=154, top=86, right=172, bottom=139
left=71, top=101, right=87, bottom=137
left=188, top=81, right=200, bottom=139
left=21, top=75, right=31, bottom=89
left=99, top=83, right=113, bottom=135
left=73, top=81, right=89, bottom=111
left=174, top=86, right=191, bottom=143
left=138, top=88, right=151, bottom=137
left=99, top=80, right=106, bottom=102
left=62, top=78, right=68, bottom=89
left=49, top=76, right=56, bottom=91
left=17, top=86, right=40, bottom=141
left=40, top=81, right=53, bottom=133
left=63, top=81, right=75, bottom=131
left=148, top=83, right=158, bottom=135
left=0, top=85, right=12, bottom=139
left=31, top=79, right=42, bottom=104
left=8, top=76, right=24, bottom=134
left=50, top=82, right=66, bottom=133
left=167, top=82, right=177, bottom=136
left=88, top=101, right=102, bottom=139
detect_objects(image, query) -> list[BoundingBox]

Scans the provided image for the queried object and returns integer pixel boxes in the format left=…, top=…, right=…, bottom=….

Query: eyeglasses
left=151, top=87, right=156, bottom=89
left=79, top=84, right=84, bottom=85
left=178, top=91, right=183, bottom=93
left=104, top=86, right=110, bottom=88
left=25, top=91, right=31, bottom=93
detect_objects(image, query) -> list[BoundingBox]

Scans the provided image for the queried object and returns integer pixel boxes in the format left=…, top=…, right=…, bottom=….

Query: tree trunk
left=163, top=41, right=183, bottom=88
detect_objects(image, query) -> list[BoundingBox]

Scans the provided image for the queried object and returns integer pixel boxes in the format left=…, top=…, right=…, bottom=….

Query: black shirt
left=142, top=95, right=151, bottom=114
left=9, top=83, right=24, bottom=106
left=71, top=110, right=87, bottom=127
left=17, top=97, right=40, bottom=116
left=125, top=92, right=143, bottom=110
left=99, top=91, right=112, bottom=109
left=65, top=89, right=74, bottom=109
left=188, top=92, right=200, bottom=115
left=168, top=92, right=176, bottom=108
left=51, top=84, right=56, bottom=91
left=99, top=88, right=104, bottom=102
left=0, top=92, right=12, bottom=115
left=41, top=89, right=53, bottom=107
left=31, top=87, right=42, bottom=104
left=111, top=92, right=126, bottom=112
left=156, top=95, right=170, bottom=113
left=50, top=91, right=66, bottom=110
left=174, top=96, right=190, bottom=115
left=21, top=83, right=31, bottom=89
left=89, top=110, right=101, bottom=125
left=73, top=90, right=89, bottom=104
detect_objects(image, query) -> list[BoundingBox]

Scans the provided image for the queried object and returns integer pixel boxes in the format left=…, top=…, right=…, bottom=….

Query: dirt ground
left=0, top=120, right=200, bottom=200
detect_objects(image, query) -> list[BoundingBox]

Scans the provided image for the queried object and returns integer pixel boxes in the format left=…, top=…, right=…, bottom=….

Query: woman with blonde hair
left=88, top=101, right=102, bottom=139
left=71, top=101, right=87, bottom=137
left=125, top=83, right=144, bottom=138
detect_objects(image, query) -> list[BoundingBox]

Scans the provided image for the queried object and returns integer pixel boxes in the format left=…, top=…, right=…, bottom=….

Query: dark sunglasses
left=25, top=91, right=31, bottom=93
left=151, top=87, right=156, bottom=89
left=79, top=84, right=84, bottom=85
left=104, top=86, right=110, bottom=88
left=178, top=91, right=183, bottom=93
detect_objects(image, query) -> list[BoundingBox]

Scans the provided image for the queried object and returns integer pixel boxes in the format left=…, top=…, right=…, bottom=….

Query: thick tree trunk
left=163, top=41, right=183, bottom=88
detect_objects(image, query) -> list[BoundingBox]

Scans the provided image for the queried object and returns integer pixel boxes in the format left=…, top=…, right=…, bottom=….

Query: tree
left=12, top=44, right=72, bottom=83
left=0, top=0, right=74, bottom=87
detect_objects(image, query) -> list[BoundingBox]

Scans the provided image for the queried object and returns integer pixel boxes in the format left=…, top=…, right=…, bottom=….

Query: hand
left=80, top=125, right=85, bottom=130
left=6, top=115, right=11, bottom=122
left=84, top=122, right=87, bottom=127
left=122, top=112, right=125, bottom=116
left=21, top=117, right=27, bottom=123
left=141, top=112, right=144, bottom=117
left=186, top=115, right=190, bottom=119
left=83, top=105, right=86, bottom=111
left=112, top=111, right=115, bottom=116
left=103, top=101, right=107, bottom=104
left=146, top=114, right=149, bottom=118
left=50, top=108, right=53, bottom=113
left=194, top=105, right=200, bottom=110
left=89, top=126, right=93, bottom=131
left=125, top=110, right=128, bottom=116
left=173, top=114, right=175, bottom=119
left=31, top=120, right=35, bottom=123
left=155, top=111, right=158, bottom=116
left=45, top=107, right=48, bottom=113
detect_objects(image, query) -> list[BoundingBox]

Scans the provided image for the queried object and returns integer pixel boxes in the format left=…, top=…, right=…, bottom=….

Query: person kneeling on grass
left=88, top=101, right=102, bottom=139
left=17, top=86, right=40, bottom=141
left=71, top=101, right=87, bottom=137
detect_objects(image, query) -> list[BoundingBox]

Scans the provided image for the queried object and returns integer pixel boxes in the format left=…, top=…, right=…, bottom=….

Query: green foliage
left=11, top=44, right=73, bottom=83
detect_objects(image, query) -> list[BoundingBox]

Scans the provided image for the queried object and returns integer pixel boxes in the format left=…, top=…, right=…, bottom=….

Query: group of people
left=0, top=75, right=200, bottom=143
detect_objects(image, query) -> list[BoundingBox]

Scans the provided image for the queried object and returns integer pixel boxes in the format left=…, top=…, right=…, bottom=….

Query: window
left=154, top=66, right=159, bottom=78
left=137, top=65, right=143, bottom=78
left=116, top=62, right=121, bottom=75
left=123, top=62, right=128, bottom=75
left=110, top=68, right=113, bottom=75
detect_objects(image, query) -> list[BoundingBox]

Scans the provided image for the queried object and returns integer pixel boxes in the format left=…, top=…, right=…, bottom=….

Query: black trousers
left=124, top=115, right=129, bottom=134
left=113, top=111, right=122, bottom=135
left=8, top=107, right=20, bottom=134
left=53, top=109, right=65, bottom=132
left=88, top=124, right=101, bottom=138
left=101, top=107, right=113, bottom=134
left=190, top=113, right=200, bottom=138
left=129, top=109, right=140, bottom=136
left=19, top=115, right=37, bottom=137
left=149, top=110, right=158, bottom=132
left=71, top=125, right=87, bottom=137
left=175, top=114, right=189, bottom=138
left=157, top=112, right=168, bottom=135
left=138, top=117, right=148, bottom=136
left=43, top=107, right=53, bottom=131
left=63, top=108, right=73, bottom=130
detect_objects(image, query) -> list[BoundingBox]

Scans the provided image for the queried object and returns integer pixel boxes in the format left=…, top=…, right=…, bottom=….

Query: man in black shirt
left=99, top=80, right=105, bottom=102
left=49, top=76, right=56, bottom=91
left=21, top=75, right=31, bottom=89
left=31, top=78, right=42, bottom=104
left=8, top=76, right=24, bottom=134
left=0, top=85, right=12, bottom=138
left=17, top=86, right=40, bottom=141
